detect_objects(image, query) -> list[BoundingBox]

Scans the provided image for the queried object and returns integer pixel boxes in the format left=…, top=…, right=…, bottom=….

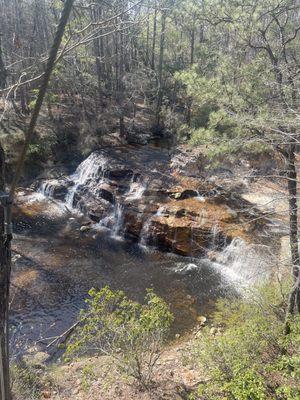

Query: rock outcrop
left=37, top=146, right=265, bottom=256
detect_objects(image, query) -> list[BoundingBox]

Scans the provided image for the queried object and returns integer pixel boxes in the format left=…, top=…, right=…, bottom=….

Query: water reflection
left=11, top=193, right=237, bottom=355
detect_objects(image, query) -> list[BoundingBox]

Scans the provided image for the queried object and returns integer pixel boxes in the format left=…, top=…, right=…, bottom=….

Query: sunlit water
left=10, top=188, right=273, bottom=357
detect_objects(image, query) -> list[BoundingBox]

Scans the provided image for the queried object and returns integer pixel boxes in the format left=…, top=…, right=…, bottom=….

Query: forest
left=0, top=0, right=300, bottom=399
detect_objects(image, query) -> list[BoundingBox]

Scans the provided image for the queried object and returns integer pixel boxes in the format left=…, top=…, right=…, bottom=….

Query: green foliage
left=26, top=136, right=56, bottom=165
left=186, top=284, right=300, bottom=400
left=175, top=65, right=272, bottom=162
left=66, top=287, right=174, bottom=387
left=81, top=364, right=96, bottom=393
left=172, top=0, right=300, bottom=162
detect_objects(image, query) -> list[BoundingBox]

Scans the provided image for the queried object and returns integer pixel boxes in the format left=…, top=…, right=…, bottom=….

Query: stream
left=10, top=147, right=273, bottom=357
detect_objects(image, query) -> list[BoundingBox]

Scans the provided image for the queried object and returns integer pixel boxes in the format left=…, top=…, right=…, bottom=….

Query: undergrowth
left=185, top=284, right=300, bottom=400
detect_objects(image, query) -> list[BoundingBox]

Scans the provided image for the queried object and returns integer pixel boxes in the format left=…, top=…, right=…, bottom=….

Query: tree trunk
left=0, top=142, right=11, bottom=400
left=0, top=35, right=6, bottom=89
left=151, top=1, right=157, bottom=70
left=91, top=5, right=103, bottom=107
left=145, top=4, right=150, bottom=66
left=3, top=8, right=75, bottom=398
left=190, top=28, right=195, bottom=65
left=285, top=144, right=300, bottom=333
left=155, top=6, right=167, bottom=130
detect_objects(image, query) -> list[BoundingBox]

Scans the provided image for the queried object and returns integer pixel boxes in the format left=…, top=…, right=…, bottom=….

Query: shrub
left=26, top=135, right=57, bottom=166
left=186, top=284, right=300, bottom=400
left=66, top=287, right=174, bottom=388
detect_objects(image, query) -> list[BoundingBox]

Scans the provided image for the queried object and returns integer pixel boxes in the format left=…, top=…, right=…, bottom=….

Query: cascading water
left=139, top=206, right=164, bottom=247
left=92, top=172, right=147, bottom=238
left=139, top=218, right=152, bottom=248
left=38, top=152, right=108, bottom=210
left=38, top=151, right=134, bottom=239
left=15, top=142, right=280, bottom=357
left=111, top=203, right=124, bottom=238
left=37, top=151, right=272, bottom=290
left=65, top=152, right=108, bottom=209
left=39, top=180, right=56, bottom=198
left=211, top=237, right=273, bottom=288
left=95, top=202, right=125, bottom=239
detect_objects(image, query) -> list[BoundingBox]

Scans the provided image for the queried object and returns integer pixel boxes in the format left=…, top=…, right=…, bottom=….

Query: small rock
left=80, top=225, right=90, bottom=233
left=210, top=327, right=217, bottom=335
left=42, top=391, right=51, bottom=399
left=197, top=316, right=207, bottom=325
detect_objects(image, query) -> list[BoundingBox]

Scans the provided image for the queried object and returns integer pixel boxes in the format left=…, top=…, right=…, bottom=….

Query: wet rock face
left=123, top=197, right=248, bottom=256
left=37, top=178, right=73, bottom=200
left=38, top=146, right=263, bottom=256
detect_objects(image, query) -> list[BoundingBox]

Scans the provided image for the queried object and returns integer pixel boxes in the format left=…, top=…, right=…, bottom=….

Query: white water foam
left=211, top=238, right=273, bottom=289
left=39, top=181, right=56, bottom=198
left=65, top=153, right=108, bottom=209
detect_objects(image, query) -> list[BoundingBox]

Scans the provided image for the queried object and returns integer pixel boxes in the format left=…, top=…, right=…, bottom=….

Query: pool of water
left=10, top=193, right=239, bottom=357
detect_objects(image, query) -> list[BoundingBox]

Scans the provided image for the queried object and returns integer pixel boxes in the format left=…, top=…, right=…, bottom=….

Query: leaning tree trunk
left=0, top=3, right=75, bottom=399
left=285, top=144, right=300, bottom=333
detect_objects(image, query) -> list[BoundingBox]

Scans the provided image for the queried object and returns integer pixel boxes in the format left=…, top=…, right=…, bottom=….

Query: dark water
left=10, top=193, right=235, bottom=357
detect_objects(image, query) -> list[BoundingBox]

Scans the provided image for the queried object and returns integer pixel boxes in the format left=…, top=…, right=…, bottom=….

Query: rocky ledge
left=35, top=145, right=266, bottom=256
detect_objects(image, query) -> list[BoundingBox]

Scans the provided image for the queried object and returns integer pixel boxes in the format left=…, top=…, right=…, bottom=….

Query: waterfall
left=65, top=153, right=108, bottom=209
left=38, top=152, right=108, bottom=210
left=139, top=218, right=152, bottom=247
left=111, top=203, right=124, bottom=238
left=94, top=203, right=124, bottom=239
left=139, top=206, right=164, bottom=247
left=211, top=238, right=273, bottom=287
left=39, top=181, right=56, bottom=198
